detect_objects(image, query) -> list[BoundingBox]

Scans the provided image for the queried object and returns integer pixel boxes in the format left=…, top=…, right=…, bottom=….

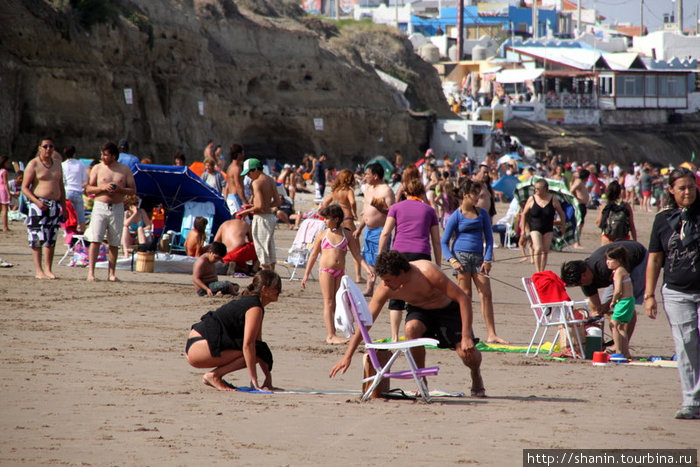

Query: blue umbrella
left=132, top=164, right=231, bottom=235
left=492, top=175, right=519, bottom=201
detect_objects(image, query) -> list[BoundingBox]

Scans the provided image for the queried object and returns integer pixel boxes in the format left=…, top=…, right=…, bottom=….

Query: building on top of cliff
left=454, top=37, right=699, bottom=126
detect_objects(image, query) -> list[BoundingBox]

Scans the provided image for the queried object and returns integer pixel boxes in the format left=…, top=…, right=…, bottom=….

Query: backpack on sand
left=601, top=202, right=630, bottom=240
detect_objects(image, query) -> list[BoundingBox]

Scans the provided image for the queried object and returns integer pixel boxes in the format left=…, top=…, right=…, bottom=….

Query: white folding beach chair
left=277, top=217, right=325, bottom=281
left=522, top=277, right=588, bottom=359
left=336, top=276, right=440, bottom=402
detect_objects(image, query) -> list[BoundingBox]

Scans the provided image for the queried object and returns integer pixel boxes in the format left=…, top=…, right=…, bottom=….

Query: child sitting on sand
left=605, top=245, right=634, bottom=359
left=192, top=241, right=238, bottom=297
left=301, top=204, right=374, bottom=344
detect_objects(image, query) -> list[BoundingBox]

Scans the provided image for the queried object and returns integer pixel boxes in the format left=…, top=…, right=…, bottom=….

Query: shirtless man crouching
left=354, top=162, right=394, bottom=296
left=330, top=250, right=485, bottom=397
left=84, top=141, right=137, bottom=281
left=214, top=215, right=259, bottom=275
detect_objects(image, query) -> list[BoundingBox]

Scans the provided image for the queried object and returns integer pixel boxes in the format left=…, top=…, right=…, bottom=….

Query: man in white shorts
left=84, top=142, right=137, bottom=281
left=238, top=158, right=280, bottom=270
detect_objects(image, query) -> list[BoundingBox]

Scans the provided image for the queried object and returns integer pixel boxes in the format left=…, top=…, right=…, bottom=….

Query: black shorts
left=405, top=301, right=478, bottom=349
left=388, top=252, right=431, bottom=311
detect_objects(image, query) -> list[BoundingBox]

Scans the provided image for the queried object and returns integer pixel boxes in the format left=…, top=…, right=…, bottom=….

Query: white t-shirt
left=62, top=158, right=87, bottom=193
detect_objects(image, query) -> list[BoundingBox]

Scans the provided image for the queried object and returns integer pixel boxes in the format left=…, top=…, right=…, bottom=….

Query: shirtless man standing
left=214, top=216, right=258, bottom=274
left=21, top=138, right=66, bottom=279
left=239, top=158, right=280, bottom=270
left=223, top=143, right=246, bottom=214
left=354, top=162, right=395, bottom=296
left=330, top=250, right=485, bottom=397
left=84, top=142, right=137, bottom=281
left=569, top=168, right=590, bottom=249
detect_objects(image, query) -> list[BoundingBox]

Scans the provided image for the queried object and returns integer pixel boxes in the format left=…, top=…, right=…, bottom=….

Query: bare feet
left=45, top=271, right=57, bottom=280
left=518, top=257, right=528, bottom=263
left=87, top=275, right=97, bottom=282
left=573, top=243, right=584, bottom=250
left=203, top=372, right=234, bottom=391
left=471, top=387, right=487, bottom=398
left=35, top=273, right=48, bottom=279
left=486, top=335, right=510, bottom=345
left=326, top=336, right=349, bottom=345
left=108, top=276, right=120, bottom=282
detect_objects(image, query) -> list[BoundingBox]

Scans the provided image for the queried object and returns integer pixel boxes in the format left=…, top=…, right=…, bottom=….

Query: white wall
left=632, top=31, right=700, bottom=60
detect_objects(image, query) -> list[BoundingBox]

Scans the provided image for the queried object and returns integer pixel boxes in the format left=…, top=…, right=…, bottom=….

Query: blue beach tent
left=132, top=164, right=231, bottom=235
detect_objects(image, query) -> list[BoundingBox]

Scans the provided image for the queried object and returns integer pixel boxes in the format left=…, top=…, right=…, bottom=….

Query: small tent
left=132, top=164, right=231, bottom=235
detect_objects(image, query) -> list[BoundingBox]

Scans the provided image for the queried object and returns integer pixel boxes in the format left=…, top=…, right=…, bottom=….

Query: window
left=659, top=75, right=686, bottom=97
left=615, top=75, right=643, bottom=96
left=599, top=76, right=613, bottom=96
left=645, top=76, right=657, bottom=96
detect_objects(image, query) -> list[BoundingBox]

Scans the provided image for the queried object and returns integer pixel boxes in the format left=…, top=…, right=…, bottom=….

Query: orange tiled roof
left=615, top=25, right=648, bottom=37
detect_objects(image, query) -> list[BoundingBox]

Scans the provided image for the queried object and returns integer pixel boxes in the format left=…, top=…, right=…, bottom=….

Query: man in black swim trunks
left=329, top=250, right=485, bottom=397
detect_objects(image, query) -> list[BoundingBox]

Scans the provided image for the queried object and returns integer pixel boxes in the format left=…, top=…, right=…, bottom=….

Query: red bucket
left=592, top=351, right=610, bottom=366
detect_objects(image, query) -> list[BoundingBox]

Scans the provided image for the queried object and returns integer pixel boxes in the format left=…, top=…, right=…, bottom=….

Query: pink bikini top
left=321, top=230, right=348, bottom=251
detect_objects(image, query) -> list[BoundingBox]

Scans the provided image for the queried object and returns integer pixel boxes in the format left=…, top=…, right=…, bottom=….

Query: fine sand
left=1, top=194, right=697, bottom=466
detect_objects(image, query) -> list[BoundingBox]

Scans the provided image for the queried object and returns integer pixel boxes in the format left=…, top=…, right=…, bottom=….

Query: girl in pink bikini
left=302, top=204, right=374, bottom=344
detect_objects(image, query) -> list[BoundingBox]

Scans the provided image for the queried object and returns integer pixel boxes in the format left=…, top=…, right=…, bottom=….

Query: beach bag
left=601, top=202, right=630, bottom=240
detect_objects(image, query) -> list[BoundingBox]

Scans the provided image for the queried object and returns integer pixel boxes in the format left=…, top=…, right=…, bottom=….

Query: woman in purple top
left=379, top=178, right=441, bottom=341
left=441, top=179, right=509, bottom=344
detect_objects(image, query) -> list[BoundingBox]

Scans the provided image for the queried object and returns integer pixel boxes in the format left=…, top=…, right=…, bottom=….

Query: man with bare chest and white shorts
left=84, top=142, right=137, bottom=281
left=354, top=162, right=395, bottom=295
left=21, top=138, right=67, bottom=279
left=238, top=158, right=280, bottom=270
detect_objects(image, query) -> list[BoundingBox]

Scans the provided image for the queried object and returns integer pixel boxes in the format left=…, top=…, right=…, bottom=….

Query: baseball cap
left=241, top=158, right=262, bottom=176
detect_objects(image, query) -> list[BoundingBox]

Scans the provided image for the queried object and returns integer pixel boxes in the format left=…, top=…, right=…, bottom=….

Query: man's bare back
left=570, top=176, right=590, bottom=205
left=377, top=260, right=454, bottom=310
left=214, top=218, right=250, bottom=251
left=224, top=160, right=245, bottom=200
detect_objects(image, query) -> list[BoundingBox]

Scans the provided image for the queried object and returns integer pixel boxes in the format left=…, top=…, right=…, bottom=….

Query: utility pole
left=640, top=0, right=644, bottom=36
left=577, top=0, right=581, bottom=36
left=533, top=0, right=538, bottom=39
left=677, top=0, right=683, bottom=33
left=457, top=0, right=464, bottom=61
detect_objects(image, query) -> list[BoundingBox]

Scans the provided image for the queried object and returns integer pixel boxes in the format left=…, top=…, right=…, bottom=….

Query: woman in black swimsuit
left=185, top=270, right=282, bottom=391
left=520, top=178, right=566, bottom=272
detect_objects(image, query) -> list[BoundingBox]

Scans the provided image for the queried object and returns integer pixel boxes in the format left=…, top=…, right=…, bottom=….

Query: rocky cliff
left=0, top=0, right=452, bottom=165
left=507, top=117, right=700, bottom=168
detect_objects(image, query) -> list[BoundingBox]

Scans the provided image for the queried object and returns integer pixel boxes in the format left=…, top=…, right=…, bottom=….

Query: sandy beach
left=1, top=194, right=697, bottom=466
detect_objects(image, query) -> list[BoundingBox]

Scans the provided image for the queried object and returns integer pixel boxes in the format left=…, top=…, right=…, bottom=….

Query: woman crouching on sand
left=185, top=270, right=282, bottom=391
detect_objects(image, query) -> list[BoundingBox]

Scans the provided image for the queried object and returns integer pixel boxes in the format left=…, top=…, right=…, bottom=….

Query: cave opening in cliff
left=239, top=122, right=314, bottom=164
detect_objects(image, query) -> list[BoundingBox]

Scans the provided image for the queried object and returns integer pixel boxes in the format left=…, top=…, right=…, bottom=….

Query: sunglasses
left=42, top=144, right=54, bottom=149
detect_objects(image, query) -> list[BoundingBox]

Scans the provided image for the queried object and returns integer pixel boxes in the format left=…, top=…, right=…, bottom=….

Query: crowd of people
left=2, top=134, right=698, bottom=420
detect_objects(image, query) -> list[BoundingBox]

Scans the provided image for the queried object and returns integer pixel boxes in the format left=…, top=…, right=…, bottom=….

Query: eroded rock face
left=0, top=0, right=450, bottom=165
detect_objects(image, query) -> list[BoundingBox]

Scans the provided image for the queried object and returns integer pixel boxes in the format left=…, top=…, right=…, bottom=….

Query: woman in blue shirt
left=442, top=179, right=509, bottom=344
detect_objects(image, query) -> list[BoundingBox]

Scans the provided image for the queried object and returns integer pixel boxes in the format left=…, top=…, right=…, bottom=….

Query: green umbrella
left=514, top=177, right=582, bottom=251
